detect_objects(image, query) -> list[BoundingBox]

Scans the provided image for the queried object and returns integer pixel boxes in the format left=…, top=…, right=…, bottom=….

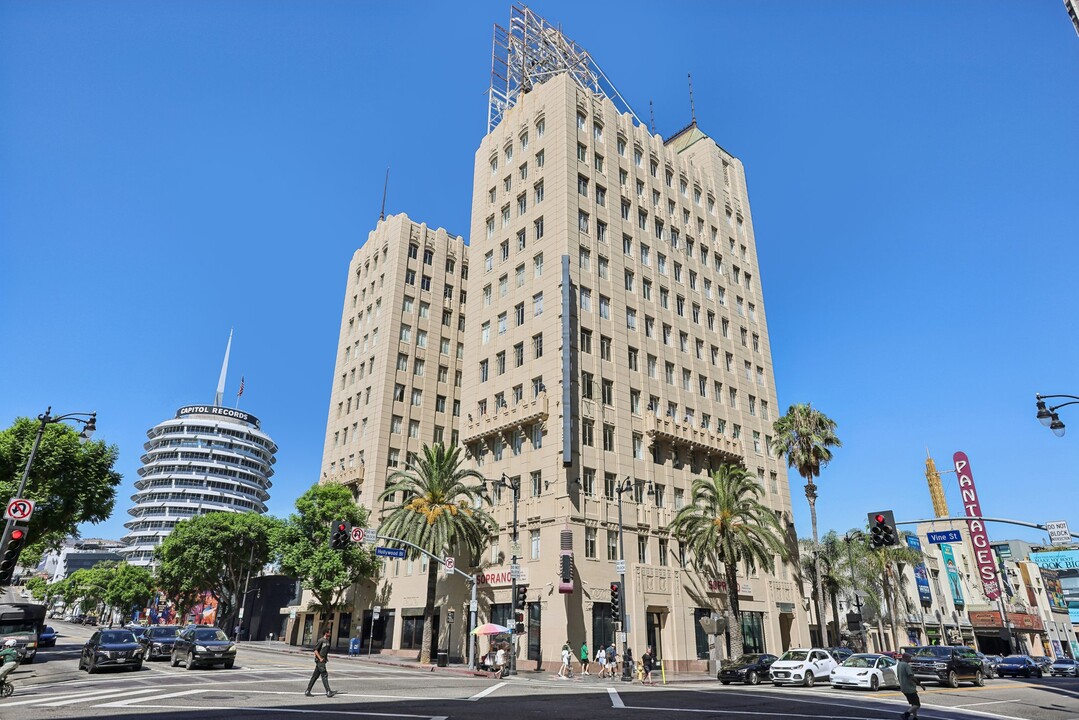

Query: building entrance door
left=645, top=610, right=666, bottom=661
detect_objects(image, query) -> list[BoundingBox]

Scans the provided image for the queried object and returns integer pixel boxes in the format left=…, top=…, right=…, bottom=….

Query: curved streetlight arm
left=1036, top=394, right=1079, bottom=403
left=895, top=516, right=1079, bottom=539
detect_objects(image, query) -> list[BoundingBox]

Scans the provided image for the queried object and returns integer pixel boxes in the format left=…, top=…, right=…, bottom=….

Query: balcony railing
left=645, top=415, right=744, bottom=463
left=325, top=463, right=365, bottom=488
left=462, top=392, right=548, bottom=445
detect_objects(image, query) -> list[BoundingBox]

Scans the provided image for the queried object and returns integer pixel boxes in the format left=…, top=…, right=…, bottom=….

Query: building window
left=637, top=536, right=648, bottom=564
left=530, top=530, right=541, bottom=560
left=602, top=423, right=615, bottom=451
left=585, top=528, right=597, bottom=559
left=607, top=530, right=618, bottom=560
left=583, top=467, right=595, bottom=496
left=582, top=419, right=594, bottom=447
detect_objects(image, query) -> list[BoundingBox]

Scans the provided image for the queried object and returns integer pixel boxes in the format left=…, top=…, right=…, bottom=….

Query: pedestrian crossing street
left=4, top=662, right=451, bottom=712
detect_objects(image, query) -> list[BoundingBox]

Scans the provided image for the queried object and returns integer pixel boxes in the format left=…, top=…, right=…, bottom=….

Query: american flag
left=237, top=376, right=245, bottom=398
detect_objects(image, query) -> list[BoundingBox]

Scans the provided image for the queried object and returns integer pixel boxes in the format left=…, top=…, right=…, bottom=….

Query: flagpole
left=235, top=376, right=244, bottom=409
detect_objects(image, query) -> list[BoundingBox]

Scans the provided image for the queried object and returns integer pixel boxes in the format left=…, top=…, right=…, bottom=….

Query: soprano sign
left=953, top=452, right=1000, bottom=600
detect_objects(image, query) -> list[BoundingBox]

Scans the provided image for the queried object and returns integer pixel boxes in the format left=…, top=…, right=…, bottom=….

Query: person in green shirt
left=580, top=642, right=590, bottom=675
left=0, top=639, right=20, bottom=685
left=897, top=652, right=926, bottom=720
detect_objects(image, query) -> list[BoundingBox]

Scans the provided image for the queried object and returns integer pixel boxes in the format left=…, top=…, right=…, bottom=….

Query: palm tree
left=771, top=403, right=842, bottom=647
left=667, top=463, right=790, bottom=658
left=799, top=532, right=849, bottom=647
left=856, top=533, right=923, bottom=651
left=378, top=443, right=495, bottom=663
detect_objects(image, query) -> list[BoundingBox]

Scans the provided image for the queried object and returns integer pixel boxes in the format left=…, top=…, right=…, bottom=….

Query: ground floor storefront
left=285, top=556, right=811, bottom=671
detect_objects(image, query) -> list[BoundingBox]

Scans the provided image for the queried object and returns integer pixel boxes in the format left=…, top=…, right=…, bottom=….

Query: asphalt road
left=8, top=620, right=1079, bottom=720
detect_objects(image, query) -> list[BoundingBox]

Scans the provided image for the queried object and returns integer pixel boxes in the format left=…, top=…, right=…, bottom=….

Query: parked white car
left=830, top=653, right=900, bottom=691
left=770, top=648, right=838, bottom=687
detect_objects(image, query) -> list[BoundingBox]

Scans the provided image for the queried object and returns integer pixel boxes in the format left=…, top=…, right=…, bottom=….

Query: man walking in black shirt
left=305, top=629, right=337, bottom=698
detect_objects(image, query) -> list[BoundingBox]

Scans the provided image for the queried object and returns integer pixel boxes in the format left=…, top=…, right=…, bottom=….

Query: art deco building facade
left=319, top=214, right=469, bottom=509
left=296, top=9, right=809, bottom=666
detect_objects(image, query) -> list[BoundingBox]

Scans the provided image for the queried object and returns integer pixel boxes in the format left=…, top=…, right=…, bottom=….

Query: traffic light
left=0, top=526, right=28, bottom=584
left=869, top=510, right=898, bottom=548
left=610, top=581, right=622, bottom=617
left=329, top=520, right=351, bottom=550
left=514, top=585, right=528, bottom=633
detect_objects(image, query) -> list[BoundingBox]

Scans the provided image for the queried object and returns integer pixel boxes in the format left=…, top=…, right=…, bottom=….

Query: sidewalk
left=239, top=641, right=717, bottom=684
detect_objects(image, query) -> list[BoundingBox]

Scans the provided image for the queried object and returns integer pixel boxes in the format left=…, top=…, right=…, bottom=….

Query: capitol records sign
left=953, top=452, right=1000, bottom=600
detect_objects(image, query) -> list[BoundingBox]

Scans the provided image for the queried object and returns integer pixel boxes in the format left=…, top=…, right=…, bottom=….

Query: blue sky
left=2, top=2, right=1077, bottom=547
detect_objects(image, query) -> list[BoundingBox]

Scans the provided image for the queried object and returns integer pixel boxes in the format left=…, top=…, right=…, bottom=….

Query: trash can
left=437, top=651, right=448, bottom=667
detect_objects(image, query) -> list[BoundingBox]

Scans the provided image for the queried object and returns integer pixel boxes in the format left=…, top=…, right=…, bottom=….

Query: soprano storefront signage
left=953, top=452, right=1000, bottom=600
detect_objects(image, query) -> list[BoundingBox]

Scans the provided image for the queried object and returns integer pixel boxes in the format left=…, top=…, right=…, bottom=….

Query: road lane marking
left=98, top=688, right=207, bottom=706
left=608, top=687, right=625, bottom=708
left=468, top=681, right=505, bottom=701
left=123, top=705, right=442, bottom=718
left=951, top=699, right=1019, bottom=708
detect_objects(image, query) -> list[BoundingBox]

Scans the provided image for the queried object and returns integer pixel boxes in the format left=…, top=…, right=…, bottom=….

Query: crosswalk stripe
left=98, top=688, right=206, bottom=707
left=7, top=686, right=161, bottom=707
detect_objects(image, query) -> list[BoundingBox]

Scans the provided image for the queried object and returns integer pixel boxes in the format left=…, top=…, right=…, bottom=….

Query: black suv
left=170, top=626, right=236, bottom=670
left=718, top=653, right=778, bottom=685
left=910, top=645, right=985, bottom=688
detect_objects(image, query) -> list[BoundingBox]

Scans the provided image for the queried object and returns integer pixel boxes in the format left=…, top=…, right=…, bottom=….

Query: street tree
left=667, top=463, right=790, bottom=659
left=378, top=443, right=494, bottom=664
left=771, top=403, right=842, bottom=646
left=23, top=575, right=48, bottom=601
left=156, top=511, right=279, bottom=632
left=0, top=416, right=122, bottom=555
left=103, top=562, right=155, bottom=622
left=854, top=530, right=922, bottom=651
left=276, top=483, right=379, bottom=615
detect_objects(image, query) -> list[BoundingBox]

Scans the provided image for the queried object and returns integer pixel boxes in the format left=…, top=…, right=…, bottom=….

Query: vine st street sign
left=927, top=530, right=963, bottom=544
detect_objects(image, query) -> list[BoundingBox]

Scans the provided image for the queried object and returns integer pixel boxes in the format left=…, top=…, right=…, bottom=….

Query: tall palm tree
left=798, top=532, right=849, bottom=646
left=378, top=443, right=495, bottom=663
left=771, top=403, right=842, bottom=647
left=667, top=463, right=790, bottom=658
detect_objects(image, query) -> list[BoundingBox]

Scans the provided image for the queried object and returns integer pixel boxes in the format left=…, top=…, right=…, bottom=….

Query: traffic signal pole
left=617, top=479, right=629, bottom=681
left=508, top=478, right=520, bottom=676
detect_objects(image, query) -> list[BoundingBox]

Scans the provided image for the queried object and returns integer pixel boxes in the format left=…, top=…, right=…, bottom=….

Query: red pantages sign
left=953, top=452, right=1000, bottom=600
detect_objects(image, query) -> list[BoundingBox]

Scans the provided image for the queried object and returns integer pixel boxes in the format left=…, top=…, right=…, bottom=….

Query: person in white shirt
left=596, top=646, right=608, bottom=678
left=494, top=646, right=506, bottom=678
left=558, top=641, right=571, bottom=678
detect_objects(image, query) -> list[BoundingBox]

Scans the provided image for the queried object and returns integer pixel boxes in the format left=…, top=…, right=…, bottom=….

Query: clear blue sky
left=2, top=2, right=1077, bottom=547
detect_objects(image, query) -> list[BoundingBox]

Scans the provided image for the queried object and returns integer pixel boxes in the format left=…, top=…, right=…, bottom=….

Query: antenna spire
left=688, top=73, right=697, bottom=125
left=649, top=100, right=656, bottom=135
left=214, top=329, right=233, bottom=407
left=379, top=167, right=390, bottom=221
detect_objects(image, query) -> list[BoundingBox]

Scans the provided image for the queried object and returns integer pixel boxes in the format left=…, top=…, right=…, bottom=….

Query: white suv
left=769, top=648, right=838, bottom=687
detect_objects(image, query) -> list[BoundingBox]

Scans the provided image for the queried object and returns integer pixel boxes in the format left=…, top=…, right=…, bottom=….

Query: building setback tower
left=119, top=334, right=277, bottom=566
left=319, top=214, right=469, bottom=510
left=460, top=7, right=807, bottom=667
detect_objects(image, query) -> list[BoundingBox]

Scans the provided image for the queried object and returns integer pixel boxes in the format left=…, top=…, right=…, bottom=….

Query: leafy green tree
left=156, top=512, right=279, bottom=631
left=65, top=566, right=110, bottom=618
left=0, top=416, right=122, bottom=552
left=104, top=562, right=155, bottom=621
left=378, top=444, right=494, bottom=663
left=23, top=575, right=48, bottom=601
left=277, top=483, right=379, bottom=615
left=667, top=463, right=789, bottom=658
left=770, top=403, right=842, bottom=646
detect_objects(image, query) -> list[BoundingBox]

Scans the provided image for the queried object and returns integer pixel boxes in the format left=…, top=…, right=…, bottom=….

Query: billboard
left=940, top=543, right=964, bottom=605
left=953, top=452, right=1000, bottom=600
left=1030, top=550, right=1079, bottom=623
left=907, top=535, right=933, bottom=604
left=1041, top=568, right=1068, bottom=613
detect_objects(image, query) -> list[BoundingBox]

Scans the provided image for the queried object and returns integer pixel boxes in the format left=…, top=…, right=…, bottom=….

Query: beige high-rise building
left=292, top=8, right=810, bottom=667
left=320, top=214, right=469, bottom=507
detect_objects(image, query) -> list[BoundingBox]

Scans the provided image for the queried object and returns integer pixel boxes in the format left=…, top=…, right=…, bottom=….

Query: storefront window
left=528, top=603, right=542, bottom=661
left=693, top=608, right=710, bottom=659
left=592, top=602, right=614, bottom=652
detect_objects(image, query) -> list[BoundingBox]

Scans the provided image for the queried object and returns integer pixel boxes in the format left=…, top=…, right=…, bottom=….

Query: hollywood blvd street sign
left=927, top=530, right=963, bottom=544
left=954, top=451, right=1000, bottom=600
left=375, top=546, right=406, bottom=559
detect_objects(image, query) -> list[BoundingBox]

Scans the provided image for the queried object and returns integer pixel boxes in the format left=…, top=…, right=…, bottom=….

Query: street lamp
left=1, top=407, right=98, bottom=570
left=486, top=472, right=521, bottom=675
left=614, top=476, right=637, bottom=681
left=1035, top=393, right=1079, bottom=437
